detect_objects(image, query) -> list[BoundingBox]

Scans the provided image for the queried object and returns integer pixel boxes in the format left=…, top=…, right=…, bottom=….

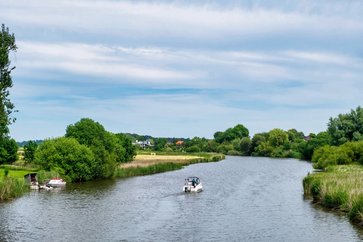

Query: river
left=1, top=156, right=363, bottom=241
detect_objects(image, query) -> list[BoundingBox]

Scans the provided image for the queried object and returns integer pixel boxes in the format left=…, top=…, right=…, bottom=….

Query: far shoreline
left=115, top=152, right=225, bottom=178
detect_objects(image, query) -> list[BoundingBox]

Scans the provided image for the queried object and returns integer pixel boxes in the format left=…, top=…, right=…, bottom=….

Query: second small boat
left=47, top=178, right=66, bottom=188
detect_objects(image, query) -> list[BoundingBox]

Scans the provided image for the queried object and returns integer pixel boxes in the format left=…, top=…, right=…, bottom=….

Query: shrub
left=226, top=150, right=241, bottom=156
left=35, top=137, right=96, bottom=182
left=0, top=177, right=29, bottom=201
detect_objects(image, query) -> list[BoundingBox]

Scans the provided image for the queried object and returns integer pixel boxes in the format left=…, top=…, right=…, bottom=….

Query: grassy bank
left=303, top=164, right=363, bottom=226
left=116, top=152, right=224, bottom=178
left=0, top=167, right=32, bottom=201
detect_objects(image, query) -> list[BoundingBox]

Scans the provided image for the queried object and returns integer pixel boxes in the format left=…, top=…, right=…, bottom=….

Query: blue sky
left=1, top=0, right=363, bottom=141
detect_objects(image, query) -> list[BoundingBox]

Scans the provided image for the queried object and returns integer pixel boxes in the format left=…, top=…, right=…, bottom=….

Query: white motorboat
left=47, top=178, right=66, bottom=187
left=183, top=176, right=203, bottom=193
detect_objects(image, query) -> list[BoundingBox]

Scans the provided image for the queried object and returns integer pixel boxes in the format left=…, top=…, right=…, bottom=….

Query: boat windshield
left=186, top=177, right=199, bottom=184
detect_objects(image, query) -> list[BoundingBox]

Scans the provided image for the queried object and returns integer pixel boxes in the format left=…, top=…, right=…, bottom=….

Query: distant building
left=133, top=139, right=153, bottom=149
left=175, top=140, right=184, bottom=146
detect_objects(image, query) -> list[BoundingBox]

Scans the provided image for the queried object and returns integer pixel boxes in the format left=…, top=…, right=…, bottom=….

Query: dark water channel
left=1, top=156, right=363, bottom=241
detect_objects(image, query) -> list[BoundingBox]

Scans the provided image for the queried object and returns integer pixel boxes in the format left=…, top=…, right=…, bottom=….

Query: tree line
left=140, top=106, right=363, bottom=169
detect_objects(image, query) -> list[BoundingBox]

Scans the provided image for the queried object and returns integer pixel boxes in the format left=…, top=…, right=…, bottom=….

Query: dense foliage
left=65, top=118, right=135, bottom=179
left=0, top=24, right=18, bottom=165
left=115, top=133, right=136, bottom=162
left=35, top=137, right=95, bottom=182
left=214, top=124, right=249, bottom=143
left=0, top=24, right=17, bottom=138
left=0, top=138, right=17, bottom=164
left=24, top=140, right=38, bottom=164
left=312, top=141, right=363, bottom=169
left=28, top=118, right=136, bottom=182
left=328, top=106, right=363, bottom=145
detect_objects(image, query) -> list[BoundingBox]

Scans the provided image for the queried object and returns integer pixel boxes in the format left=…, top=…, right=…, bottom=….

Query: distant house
left=175, top=140, right=184, bottom=146
left=133, top=139, right=153, bottom=149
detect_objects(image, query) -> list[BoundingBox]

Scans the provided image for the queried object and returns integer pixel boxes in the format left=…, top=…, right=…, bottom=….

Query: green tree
left=214, top=124, right=249, bottom=144
left=65, top=118, right=118, bottom=178
left=185, top=137, right=209, bottom=152
left=0, top=137, right=17, bottom=164
left=185, top=145, right=201, bottom=153
left=34, top=137, right=96, bottom=182
left=287, top=129, right=305, bottom=142
left=301, top=132, right=332, bottom=160
left=268, top=128, right=288, bottom=147
left=311, top=142, right=358, bottom=169
left=153, top=138, right=167, bottom=151
left=240, top=137, right=251, bottom=156
left=205, top=140, right=218, bottom=152
left=0, top=24, right=17, bottom=138
left=24, top=140, right=38, bottom=164
left=213, top=131, right=224, bottom=143
left=115, top=133, right=136, bottom=162
left=250, top=133, right=268, bottom=155
left=328, top=106, right=363, bottom=145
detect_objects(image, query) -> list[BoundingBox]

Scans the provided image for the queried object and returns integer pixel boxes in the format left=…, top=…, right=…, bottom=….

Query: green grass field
left=0, top=168, right=32, bottom=179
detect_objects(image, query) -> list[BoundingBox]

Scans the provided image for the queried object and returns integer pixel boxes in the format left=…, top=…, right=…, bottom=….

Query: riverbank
left=303, top=164, right=363, bottom=227
left=116, top=152, right=225, bottom=178
left=0, top=166, right=33, bottom=201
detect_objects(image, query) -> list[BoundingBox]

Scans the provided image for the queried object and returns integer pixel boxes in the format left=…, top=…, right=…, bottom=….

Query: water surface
left=1, top=156, right=362, bottom=241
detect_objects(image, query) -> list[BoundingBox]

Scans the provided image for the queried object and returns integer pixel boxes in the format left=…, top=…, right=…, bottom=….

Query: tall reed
left=0, top=177, right=29, bottom=201
left=303, top=164, right=363, bottom=226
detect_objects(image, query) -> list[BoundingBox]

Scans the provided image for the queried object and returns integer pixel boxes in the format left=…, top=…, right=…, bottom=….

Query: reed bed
left=303, top=164, right=363, bottom=226
left=0, top=177, right=29, bottom=201
left=0, top=167, right=37, bottom=202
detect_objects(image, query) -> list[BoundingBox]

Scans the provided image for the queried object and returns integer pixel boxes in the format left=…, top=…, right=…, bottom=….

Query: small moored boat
left=47, top=178, right=66, bottom=188
left=183, top=176, right=203, bottom=193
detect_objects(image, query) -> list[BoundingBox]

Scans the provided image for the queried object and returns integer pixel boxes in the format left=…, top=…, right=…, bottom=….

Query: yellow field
left=120, top=154, right=202, bottom=168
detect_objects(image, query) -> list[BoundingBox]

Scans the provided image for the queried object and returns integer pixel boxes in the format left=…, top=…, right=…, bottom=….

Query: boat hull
left=47, top=179, right=66, bottom=188
left=183, top=184, right=203, bottom=193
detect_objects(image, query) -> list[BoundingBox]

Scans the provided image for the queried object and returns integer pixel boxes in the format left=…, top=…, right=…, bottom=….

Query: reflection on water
left=1, top=156, right=363, bottom=241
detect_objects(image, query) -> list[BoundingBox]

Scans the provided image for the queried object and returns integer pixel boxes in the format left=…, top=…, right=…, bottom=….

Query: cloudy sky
left=1, top=0, right=363, bottom=141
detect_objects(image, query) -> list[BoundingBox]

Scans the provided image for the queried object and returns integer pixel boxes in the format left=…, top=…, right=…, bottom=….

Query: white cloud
left=2, top=0, right=363, bottom=43
left=16, top=41, right=203, bottom=84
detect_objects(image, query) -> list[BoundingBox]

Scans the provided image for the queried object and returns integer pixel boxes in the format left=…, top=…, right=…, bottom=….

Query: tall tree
left=0, top=138, right=17, bottom=164
left=34, top=137, right=96, bottom=182
left=214, top=124, right=249, bottom=144
left=24, top=140, right=38, bottom=164
left=65, top=118, right=118, bottom=178
left=0, top=24, right=17, bottom=138
left=328, top=106, right=363, bottom=145
left=115, top=133, right=136, bottom=162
